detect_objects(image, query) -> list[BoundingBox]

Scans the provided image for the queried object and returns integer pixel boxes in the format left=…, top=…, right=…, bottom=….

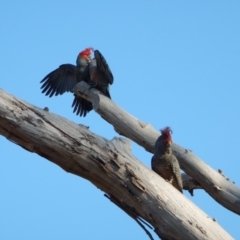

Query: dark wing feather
left=72, top=95, right=93, bottom=117
left=40, top=64, right=77, bottom=97
left=94, top=50, right=114, bottom=85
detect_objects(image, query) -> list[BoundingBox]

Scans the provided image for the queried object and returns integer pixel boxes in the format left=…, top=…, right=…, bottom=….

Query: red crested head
left=79, top=48, right=94, bottom=59
left=160, top=127, right=172, bottom=143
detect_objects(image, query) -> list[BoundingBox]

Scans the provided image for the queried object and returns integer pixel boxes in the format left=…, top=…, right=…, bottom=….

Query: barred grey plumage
left=151, top=127, right=183, bottom=193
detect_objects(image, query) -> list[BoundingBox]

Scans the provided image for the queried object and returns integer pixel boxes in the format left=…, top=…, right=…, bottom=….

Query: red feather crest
left=79, top=47, right=94, bottom=58
left=160, top=127, right=172, bottom=143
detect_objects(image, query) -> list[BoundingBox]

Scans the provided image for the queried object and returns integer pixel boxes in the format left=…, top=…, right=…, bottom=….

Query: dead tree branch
left=0, top=88, right=234, bottom=240
left=73, top=82, right=240, bottom=215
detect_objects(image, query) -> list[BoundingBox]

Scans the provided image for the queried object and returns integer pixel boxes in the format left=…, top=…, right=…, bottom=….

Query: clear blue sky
left=1, top=1, right=240, bottom=239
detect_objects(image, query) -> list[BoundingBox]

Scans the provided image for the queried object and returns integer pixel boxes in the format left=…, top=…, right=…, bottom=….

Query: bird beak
left=87, top=56, right=91, bottom=62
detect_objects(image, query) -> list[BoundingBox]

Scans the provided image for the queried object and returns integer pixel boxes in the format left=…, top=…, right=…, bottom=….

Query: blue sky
left=0, top=1, right=240, bottom=239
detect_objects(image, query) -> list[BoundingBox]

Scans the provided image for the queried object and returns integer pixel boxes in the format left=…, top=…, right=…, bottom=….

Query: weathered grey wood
left=73, top=82, right=240, bottom=215
left=0, top=88, right=233, bottom=240
left=182, top=173, right=202, bottom=196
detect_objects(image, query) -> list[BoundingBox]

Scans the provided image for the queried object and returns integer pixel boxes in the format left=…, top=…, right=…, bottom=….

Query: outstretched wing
left=170, top=155, right=183, bottom=193
left=40, top=64, right=77, bottom=97
left=41, top=63, right=93, bottom=117
left=94, top=50, right=114, bottom=85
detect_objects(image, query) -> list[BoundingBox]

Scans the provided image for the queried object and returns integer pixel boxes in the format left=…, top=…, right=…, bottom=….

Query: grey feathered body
left=151, top=137, right=183, bottom=193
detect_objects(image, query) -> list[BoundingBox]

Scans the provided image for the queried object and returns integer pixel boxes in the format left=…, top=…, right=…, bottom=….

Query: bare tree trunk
left=0, top=88, right=235, bottom=240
